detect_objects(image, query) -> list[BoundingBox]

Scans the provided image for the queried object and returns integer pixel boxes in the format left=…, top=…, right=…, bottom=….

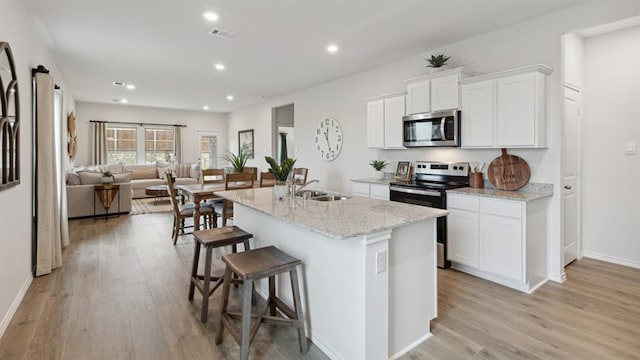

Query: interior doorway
left=197, top=131, right=223, bottom=169
left=562, top=84, right=581, bottom=266
left=272, top=104, right=295, bottom=162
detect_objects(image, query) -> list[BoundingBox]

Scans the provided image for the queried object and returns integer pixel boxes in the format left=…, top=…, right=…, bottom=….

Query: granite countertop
left=351, top=178, right=395, bottom=185
left=448, top=183, right=553, bottom=202
left=216, top=187, right=447, bottom=240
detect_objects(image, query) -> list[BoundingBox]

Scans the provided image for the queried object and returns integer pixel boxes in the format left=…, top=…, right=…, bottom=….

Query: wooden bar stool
left=189, top=226, right=253, bottom=323
left=215, top=246, right=308, bottom=360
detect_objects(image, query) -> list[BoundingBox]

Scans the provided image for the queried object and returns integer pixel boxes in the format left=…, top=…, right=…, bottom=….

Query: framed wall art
left=238, top=129, right=254, bottom=159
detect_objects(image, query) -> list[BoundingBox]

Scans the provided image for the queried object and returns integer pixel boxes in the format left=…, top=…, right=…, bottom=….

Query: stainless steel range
left=389, top=161, right=469, bottom=268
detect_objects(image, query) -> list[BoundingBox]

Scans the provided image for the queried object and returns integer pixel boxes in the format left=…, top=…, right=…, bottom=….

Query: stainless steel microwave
left=402, top=110, right=460, bottom=147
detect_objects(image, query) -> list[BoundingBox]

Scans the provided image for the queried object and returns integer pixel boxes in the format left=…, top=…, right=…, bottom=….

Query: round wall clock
left=314, top=117, right=343, bottom=161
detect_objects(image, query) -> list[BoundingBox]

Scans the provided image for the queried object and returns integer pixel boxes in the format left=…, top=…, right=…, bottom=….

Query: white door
left=496, top=73, right=536, bottom=146
left=430, top=74, right=460, bottom=111
left=366, top=100, right=384, bottom=148
left=197, top=131, right=223, bottom=169
left=384, top=96, right=405, bottom=149
left=461, top=80, right=495, bottom=147
left=562, top=85, right=581, bottom=266
left=406, top=80, right=430, bottom=114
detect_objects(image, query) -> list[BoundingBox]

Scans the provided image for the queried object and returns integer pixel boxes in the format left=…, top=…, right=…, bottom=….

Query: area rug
left=131, top=197, right=173, bottom=215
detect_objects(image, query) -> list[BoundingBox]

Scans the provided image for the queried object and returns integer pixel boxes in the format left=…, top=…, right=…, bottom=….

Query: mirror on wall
left=0, top=42, right=20, bottom=190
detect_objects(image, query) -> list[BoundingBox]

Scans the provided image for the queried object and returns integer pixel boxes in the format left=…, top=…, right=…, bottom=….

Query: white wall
left=581, top=25, right=640, bottom=267
left=74, top=102, right=227, bottom=166
left=0, top=0, right=76, bottom=337
left=563, top=33, right=585, bottom=88
left=228, top=0, right=640, bottom=281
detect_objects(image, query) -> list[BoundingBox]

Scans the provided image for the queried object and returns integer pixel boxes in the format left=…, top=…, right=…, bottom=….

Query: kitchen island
left=216, top=187, right=447, bottom=360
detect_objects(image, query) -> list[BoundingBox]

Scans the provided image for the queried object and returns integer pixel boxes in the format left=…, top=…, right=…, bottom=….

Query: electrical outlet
left=376, top=250, right=387, bottom=274
left=625, top=142, right=636, bottom=155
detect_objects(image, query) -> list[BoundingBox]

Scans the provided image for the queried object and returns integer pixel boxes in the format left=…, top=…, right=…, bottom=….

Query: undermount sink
left=295, top=190, right=350, bottom=201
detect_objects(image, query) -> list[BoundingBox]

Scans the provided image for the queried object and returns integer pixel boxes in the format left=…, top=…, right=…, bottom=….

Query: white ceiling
left=24, top=0, right=586, bottom=113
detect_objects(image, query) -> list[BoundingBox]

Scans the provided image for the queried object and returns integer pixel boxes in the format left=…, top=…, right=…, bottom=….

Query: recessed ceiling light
left=214, top=63, right=225, bottom=71
left=203, top=11, right=219, bottom=22
left=120, top=99, right=128, bottom=104
left=327, top=44, right=339, bottom=54
left=126, top=84, right=136, bottom=90
left=226, top=95, right=234, bottom=101
left=203, top=105, right=209, bottom=110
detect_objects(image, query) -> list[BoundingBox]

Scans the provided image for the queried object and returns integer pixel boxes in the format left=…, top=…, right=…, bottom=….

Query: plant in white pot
left=265, top=156, right=296, bottom=200
left=426, top=53, right=451, bottom=73
left=369, top=160, right=388, bottom=180
left=101, top=170, right=113, bottom=183
left=222, top=150, right=249, bottom=173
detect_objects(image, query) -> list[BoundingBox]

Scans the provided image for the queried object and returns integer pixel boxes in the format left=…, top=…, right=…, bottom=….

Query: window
left=107, top=125, right=176, bottom=164
left=145, top=128, right=175, bottom=163
left=107, top=126, right=137, bottom=164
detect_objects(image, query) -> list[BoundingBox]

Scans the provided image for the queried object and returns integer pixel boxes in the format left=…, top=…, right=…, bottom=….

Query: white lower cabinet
left=447, top=193, right=548, bottom=293
left=351, top=182, right=390, bottom=201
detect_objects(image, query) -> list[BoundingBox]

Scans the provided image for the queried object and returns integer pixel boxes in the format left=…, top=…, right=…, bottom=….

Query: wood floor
left=1, top=212, right=639, bottom=359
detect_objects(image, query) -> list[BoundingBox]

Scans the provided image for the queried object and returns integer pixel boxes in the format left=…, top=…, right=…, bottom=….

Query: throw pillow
left=77, top=171, right=103, bottom=185
left=157, top=166, right=172, bottom=180
left=105, top=162, right=124, bottom=174
left=131, top=166, right=158, bottom=180
left=190, top=163, right=201, bottom=180
left=113, top=171, right=133, bottom=183
left=175, top=163, right=191, bottom=178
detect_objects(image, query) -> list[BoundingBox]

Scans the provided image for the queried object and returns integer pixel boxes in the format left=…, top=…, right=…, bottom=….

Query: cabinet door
left=406, top=80, right=430, bottom=114
left=461, top=80, right=495, bottom=148
left=496, top=73, right=536, bottom=147
left=384, top=96, right=405, bottom=149
left=431, top=74, right=460, bottom=111
left=366, top=100, right=384, bottom=148
left=480, top=213, right=523, bottom=281
left=352, top=182, right=370, bottom=197
left=447, top=208, right=479, bottom=267
left=370, top=184, right=389, bottom=200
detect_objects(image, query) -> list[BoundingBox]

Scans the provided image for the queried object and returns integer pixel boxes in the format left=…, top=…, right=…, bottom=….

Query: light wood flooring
left=1, top=212, right=639, bottom=359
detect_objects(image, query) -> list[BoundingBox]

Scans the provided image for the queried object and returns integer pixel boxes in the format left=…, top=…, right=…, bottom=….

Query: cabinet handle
left=564, top=185, right=572, bottom=190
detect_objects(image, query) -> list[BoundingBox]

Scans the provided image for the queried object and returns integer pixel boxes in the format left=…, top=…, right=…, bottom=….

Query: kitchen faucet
left=291, top=179, right=319, bottom=196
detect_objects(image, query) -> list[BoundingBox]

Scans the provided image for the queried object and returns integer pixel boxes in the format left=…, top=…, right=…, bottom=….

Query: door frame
left=562, top=82, right=582, bottom=266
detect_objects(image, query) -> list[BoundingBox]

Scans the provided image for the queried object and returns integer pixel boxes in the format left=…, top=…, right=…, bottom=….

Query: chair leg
left=240, top=278, right=254, bottom=360
left=173, top=216, right=180, bottom=245
left=215, top=267, right=234, bottom=345
left=290, top=268, right=308, bottom=354
left=269, top=276, right=276, bottom=316
left=188, top=241, right=201, bottom=301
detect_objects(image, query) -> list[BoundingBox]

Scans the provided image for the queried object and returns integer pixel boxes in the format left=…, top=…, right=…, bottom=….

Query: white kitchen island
left=216, top=187, right=447, bottom=360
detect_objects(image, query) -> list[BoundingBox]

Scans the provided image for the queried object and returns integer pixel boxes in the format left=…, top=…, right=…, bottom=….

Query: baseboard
left=582, top=251, right=640, bottom=269
left=389, top=332, right=433, bottom=360
left=548, top=272, right=566, bottom=283
left=0, top=273, right=33, bottom=338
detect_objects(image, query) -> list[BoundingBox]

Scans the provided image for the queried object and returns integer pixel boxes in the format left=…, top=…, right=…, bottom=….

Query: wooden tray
left=487, top=149, right=530, bottom=191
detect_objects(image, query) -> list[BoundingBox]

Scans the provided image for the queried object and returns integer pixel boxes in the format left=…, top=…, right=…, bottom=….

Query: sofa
left=65, top=162, right=200, bottom=218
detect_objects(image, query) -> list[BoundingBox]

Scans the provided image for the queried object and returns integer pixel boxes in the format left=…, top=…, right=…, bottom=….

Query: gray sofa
left=66, top=162, right=200, bottom=218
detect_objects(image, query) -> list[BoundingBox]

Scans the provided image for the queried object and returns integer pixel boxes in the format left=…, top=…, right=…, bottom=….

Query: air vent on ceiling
left=209, top=28, right=236, bottom=39
left=112, top=81, right=126, bottom=86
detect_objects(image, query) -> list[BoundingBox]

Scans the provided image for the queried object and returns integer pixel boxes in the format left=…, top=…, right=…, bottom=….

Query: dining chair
left=166, top=173, right=215, bottom=245
left=201, top=168, right=225, bottom=184
left=293, top=168, right=308, bottom=185
left=259, top=172, right=276, bottom=187
left=214, top=172, right=254, bottom=227
left=242, top=167, right=258, bottom=182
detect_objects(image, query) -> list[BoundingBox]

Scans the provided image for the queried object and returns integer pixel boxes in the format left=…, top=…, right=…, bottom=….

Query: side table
left=94, top=183, right=120, bottom=220
left=145, top=184, right=169, bottom=205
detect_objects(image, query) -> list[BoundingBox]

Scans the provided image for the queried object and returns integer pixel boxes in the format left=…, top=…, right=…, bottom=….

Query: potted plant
left=222, top=150, right=249, bottom=173
left=369, top=160, right=388, bottom=180
left=426, top=53, right=451, bottom=73
left=101, top=170, right=113, bottom=183
left=265, top=156, right=296, bottom=199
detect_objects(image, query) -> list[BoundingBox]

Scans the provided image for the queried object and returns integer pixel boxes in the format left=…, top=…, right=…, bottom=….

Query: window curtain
left=54, top=90, right=70, bottom=249
left=91, top=122, right=107, bottom=165
left=33, top=71, right=63, bottom=276
left=174, top=126, right=182, bottom=163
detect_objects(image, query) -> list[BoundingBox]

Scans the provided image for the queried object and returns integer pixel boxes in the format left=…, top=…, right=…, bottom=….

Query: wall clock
left=314, top=117, right=343, bottom=161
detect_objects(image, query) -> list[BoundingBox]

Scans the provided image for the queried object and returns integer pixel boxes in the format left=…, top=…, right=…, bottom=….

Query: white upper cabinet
left=460, top=65, right=552, bottom=149
left=365, top=92, right=405, bottom=149
left=404, top=68, right=476, bottom=115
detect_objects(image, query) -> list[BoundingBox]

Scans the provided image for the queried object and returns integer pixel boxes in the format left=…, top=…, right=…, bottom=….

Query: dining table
left=176, top=183, right=225, bottom=231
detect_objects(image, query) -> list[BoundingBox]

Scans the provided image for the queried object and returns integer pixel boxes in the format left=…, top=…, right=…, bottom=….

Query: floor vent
left=209, top=28, right=236, bottom=39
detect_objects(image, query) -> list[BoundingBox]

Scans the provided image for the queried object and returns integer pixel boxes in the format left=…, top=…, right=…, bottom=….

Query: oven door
left=402, top=110, right=459, bottom=147
left=390, top=185, right=450, bottom=268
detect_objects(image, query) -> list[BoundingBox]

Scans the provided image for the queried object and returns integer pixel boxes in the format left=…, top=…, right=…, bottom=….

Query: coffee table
left=145, top=185, right=169, bottom=204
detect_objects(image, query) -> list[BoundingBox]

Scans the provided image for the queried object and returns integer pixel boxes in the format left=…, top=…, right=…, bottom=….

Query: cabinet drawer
left=370, top=184, right=390, bottom=200
left=447, top=194, right=479, bottom=211
left=481, top=198, right=522, bottom=219
left=352, top=182, right=370, bottom=197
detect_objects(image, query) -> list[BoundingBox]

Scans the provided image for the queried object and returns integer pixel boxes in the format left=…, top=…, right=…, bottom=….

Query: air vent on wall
left=209, top=28, right=236, bottom=39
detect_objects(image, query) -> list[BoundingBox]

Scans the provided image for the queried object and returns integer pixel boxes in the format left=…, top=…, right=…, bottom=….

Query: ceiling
left=24, top=0, right=586, bottom=113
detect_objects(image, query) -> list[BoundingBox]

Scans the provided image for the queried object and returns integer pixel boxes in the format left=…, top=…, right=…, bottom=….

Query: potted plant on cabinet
left=426, top=53, right=451, bottom=73
left=101, top=170, right=113, bottom=183
left=265, top=156, right=296, bottom=199
left=369, top=160, right=388, bottom=180
left=222, top=150, right=249, bottom=173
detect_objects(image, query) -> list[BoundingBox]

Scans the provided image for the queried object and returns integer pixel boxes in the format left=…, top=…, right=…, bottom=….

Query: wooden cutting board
left=487, top=148, right=530, bottom=191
